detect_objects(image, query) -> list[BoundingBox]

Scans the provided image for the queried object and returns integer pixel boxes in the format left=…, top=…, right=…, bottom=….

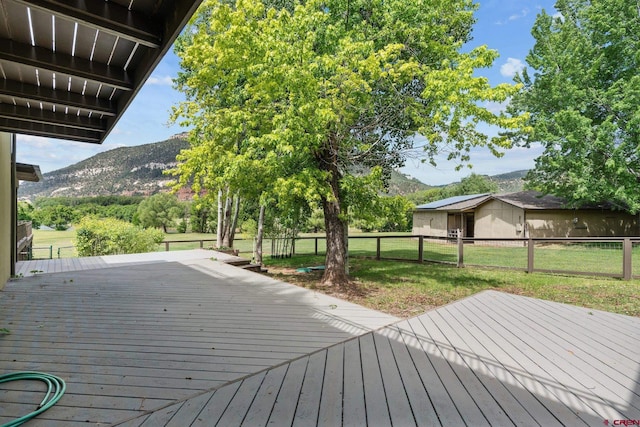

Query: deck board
left=3, top=253, right=639, bottom=426
left=1, top=253, right=397, bottom=425
left=128, top=290, right=639, bottom=427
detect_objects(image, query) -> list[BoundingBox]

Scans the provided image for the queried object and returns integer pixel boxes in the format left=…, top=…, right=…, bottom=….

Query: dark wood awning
left=0, top=0, right=203, bottom=143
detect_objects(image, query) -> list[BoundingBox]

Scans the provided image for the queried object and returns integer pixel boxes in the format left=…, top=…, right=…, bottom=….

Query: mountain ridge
left=18, top=136, right=527, bottom=200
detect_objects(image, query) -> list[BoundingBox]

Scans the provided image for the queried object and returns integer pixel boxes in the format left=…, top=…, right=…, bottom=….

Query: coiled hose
left=0, top=372, right=66, bottom=427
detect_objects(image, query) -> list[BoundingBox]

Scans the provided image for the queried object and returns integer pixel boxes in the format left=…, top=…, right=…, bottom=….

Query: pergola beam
left=0, top=79, right=117, bottom=116
left=0, top=39, right=133, bottom=91
left=0, top=118, right=102, bottom=143
left=11, top=0, right=162, bottom=48
left=0, top=103, right=106, bottom=131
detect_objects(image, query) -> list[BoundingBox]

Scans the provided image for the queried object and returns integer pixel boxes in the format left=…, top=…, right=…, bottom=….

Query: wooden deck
left=115, top=291, right=640, bottom=427
left=2, top=252, right=639, bottom=426
left=1, top=253, right=396, bottom=426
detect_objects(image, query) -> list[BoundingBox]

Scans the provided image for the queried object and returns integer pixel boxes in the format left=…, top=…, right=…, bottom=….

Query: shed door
left=465, top=213, right=475, bottom=237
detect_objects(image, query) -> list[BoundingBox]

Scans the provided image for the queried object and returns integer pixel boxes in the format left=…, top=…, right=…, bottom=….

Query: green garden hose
left=0, top=372, right=66, bottom=427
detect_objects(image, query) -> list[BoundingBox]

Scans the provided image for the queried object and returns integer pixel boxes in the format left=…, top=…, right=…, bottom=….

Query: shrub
left=75, top=217, right=164, bottom=256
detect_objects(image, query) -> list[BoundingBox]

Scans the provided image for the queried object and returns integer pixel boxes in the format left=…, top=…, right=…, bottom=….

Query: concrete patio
left=1, top=250, right=639, bottom=426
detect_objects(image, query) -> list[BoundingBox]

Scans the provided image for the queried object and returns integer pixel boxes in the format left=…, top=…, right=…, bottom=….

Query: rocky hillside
left=19, top=136, right=189, bottom=199
left=490, top=170, right=527, bottom=192
left=18, top=133, right=527, bottom=199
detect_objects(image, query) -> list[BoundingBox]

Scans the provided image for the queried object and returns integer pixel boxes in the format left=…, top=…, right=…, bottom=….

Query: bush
left=75, top=217, right=164, bottom=256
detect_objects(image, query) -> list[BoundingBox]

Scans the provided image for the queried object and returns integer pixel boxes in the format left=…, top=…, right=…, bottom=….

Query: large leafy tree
left=510, top=0, right=640, bottom=211
left=171, top=0, right=526, bottom=284
left=136, top=193, right=182, bottom=233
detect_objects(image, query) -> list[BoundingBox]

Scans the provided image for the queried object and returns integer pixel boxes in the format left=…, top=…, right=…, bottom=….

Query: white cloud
left=508, top=8, right=529, bottom=21
left=500, top=58, right=525, bottom=78
left=495, top=8, right=530, bottom=25
left=484, top=100, right=510, bottom=114
left=146, top=75, right=174, bottom=86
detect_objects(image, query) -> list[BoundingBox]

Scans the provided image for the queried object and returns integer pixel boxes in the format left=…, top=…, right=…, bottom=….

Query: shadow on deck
left=2, top=251, right=639, bottom=426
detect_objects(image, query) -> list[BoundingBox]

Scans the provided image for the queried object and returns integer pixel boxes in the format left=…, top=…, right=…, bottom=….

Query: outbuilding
left=412, top=191, right=639, bottom=238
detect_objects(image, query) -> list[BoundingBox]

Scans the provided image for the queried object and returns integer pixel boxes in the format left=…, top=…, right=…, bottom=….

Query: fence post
left=165, top=241, right=170, bottom=251
left=315, top=238, right=318, bottom=255
left=49, top=245, right=52, bottom=259
left=623, top=238, right=632, bottom=280
left=376, top=237, right=381, bottom=260
left=456, top=231, right=463, bottom=267
left=200, top=240, right=204, bottom=248
left=527, top=237, right=534, bottom=274
left=57, top=247, right=61, bottom=259
left=292, top=238, right=296, bottom=256
left=418, top=236, right=424, bottom=263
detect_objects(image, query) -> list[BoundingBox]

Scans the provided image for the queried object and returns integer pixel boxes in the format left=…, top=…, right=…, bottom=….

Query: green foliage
left=176, top=219, right=188, bottom=233
left=439, top=173, right=498, bottom=199
left=136, top=193, right=183, bottom=232
left=170, top=0, right=528, bottom=282
left=510, top=0, right=640, bottom=212
left=75, top=217, right=164, bottom=256
left=190, top=198, right=216, bottom=233
left=240, top=218, right=258, bottom=237
left=407, top=173, right=498, bottom=205
left=352, top=195, right=414, bottom=232
left=18, top=201, right=41, bottom=228
left=33, top=205, right=77, bottom=230
left=35, top=195, right=143, bottom=208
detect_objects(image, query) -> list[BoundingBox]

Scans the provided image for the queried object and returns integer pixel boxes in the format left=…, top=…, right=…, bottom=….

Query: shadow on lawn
left=350, top=259, right=510, bottom=290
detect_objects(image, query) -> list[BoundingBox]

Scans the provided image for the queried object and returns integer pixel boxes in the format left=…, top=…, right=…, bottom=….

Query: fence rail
left=157, top=234, right=640, bottom=281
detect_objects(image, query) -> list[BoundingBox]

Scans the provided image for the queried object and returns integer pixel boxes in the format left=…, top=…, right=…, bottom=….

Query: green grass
left=32, top=229, right=76, bottom=258
left=264, top=255, right=640, bottom=318
left=32, top=229, right=640, bottom=318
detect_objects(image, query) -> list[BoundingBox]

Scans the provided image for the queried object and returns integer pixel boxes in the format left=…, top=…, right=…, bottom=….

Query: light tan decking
left=2, top=252, right=639, bottom=426
left=117, top=291, right=640, bottom=427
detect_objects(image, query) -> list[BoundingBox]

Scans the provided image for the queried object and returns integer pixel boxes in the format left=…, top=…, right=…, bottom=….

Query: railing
left=294, top=234, right=640, bottom=280
left=163, top=234, right=640, bottom=280
left=16, top=221, right=33, bottom=260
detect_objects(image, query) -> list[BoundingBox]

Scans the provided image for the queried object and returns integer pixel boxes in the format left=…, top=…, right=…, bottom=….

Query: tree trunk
left=318, top=135, right=349, bottom=285
left=228, top=194, right=241, bottom=247
left=321, top=196, right=349, bottom=285
left=222, top=190, right=233, bottom=248
left=216, top=189, right=223, bottom=248
left=255, top=204, right=265, bottom=265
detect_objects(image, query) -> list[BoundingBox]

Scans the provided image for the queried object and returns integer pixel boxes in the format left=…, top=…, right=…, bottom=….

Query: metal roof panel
left=416, top=193, right=491, bottom=210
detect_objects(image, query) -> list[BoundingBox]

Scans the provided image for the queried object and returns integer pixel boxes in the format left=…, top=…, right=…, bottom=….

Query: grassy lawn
left=31, top=229, right=640, bottom=319
left=263, top=255, right=640, bottom=318
left=32, top=229, right=77, bottom=258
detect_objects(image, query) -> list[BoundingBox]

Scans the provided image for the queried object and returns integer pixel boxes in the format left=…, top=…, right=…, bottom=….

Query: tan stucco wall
left=526, top=210, right=639, bottom=237
left=0, top=133, right=12, bottom=288
left=412, top=211, right=448, bottom=237
left=475, top=199, right=525, bottom=238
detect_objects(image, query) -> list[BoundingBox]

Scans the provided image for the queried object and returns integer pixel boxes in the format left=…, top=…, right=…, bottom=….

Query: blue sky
left=16, top=0, right=556, bottom=186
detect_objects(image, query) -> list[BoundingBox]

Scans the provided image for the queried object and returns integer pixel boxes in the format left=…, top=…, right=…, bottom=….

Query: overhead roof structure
left=16, top=162, right=41, bottom=181
left=0, top=0, right=203, bottom=144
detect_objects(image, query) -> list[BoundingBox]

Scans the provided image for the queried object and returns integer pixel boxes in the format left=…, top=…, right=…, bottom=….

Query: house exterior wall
left=475, top=199, right=525, bottom=238
left=526, top=210, right=639, bottom=237
left=412, top=210, right=448, bottom=237
left=0, top=132, right=12, bottom=288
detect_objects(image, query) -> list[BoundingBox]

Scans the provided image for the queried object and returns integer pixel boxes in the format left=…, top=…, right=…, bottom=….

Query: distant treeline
left=35, top=195, right=144, bottom=208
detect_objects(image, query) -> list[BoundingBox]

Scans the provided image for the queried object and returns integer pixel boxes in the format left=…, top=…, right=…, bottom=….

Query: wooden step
left=240, top=263, right=267, bottom=273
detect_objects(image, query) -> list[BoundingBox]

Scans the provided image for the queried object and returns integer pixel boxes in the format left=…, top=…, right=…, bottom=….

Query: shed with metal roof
left=413, top=190, right=639, bottom=238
